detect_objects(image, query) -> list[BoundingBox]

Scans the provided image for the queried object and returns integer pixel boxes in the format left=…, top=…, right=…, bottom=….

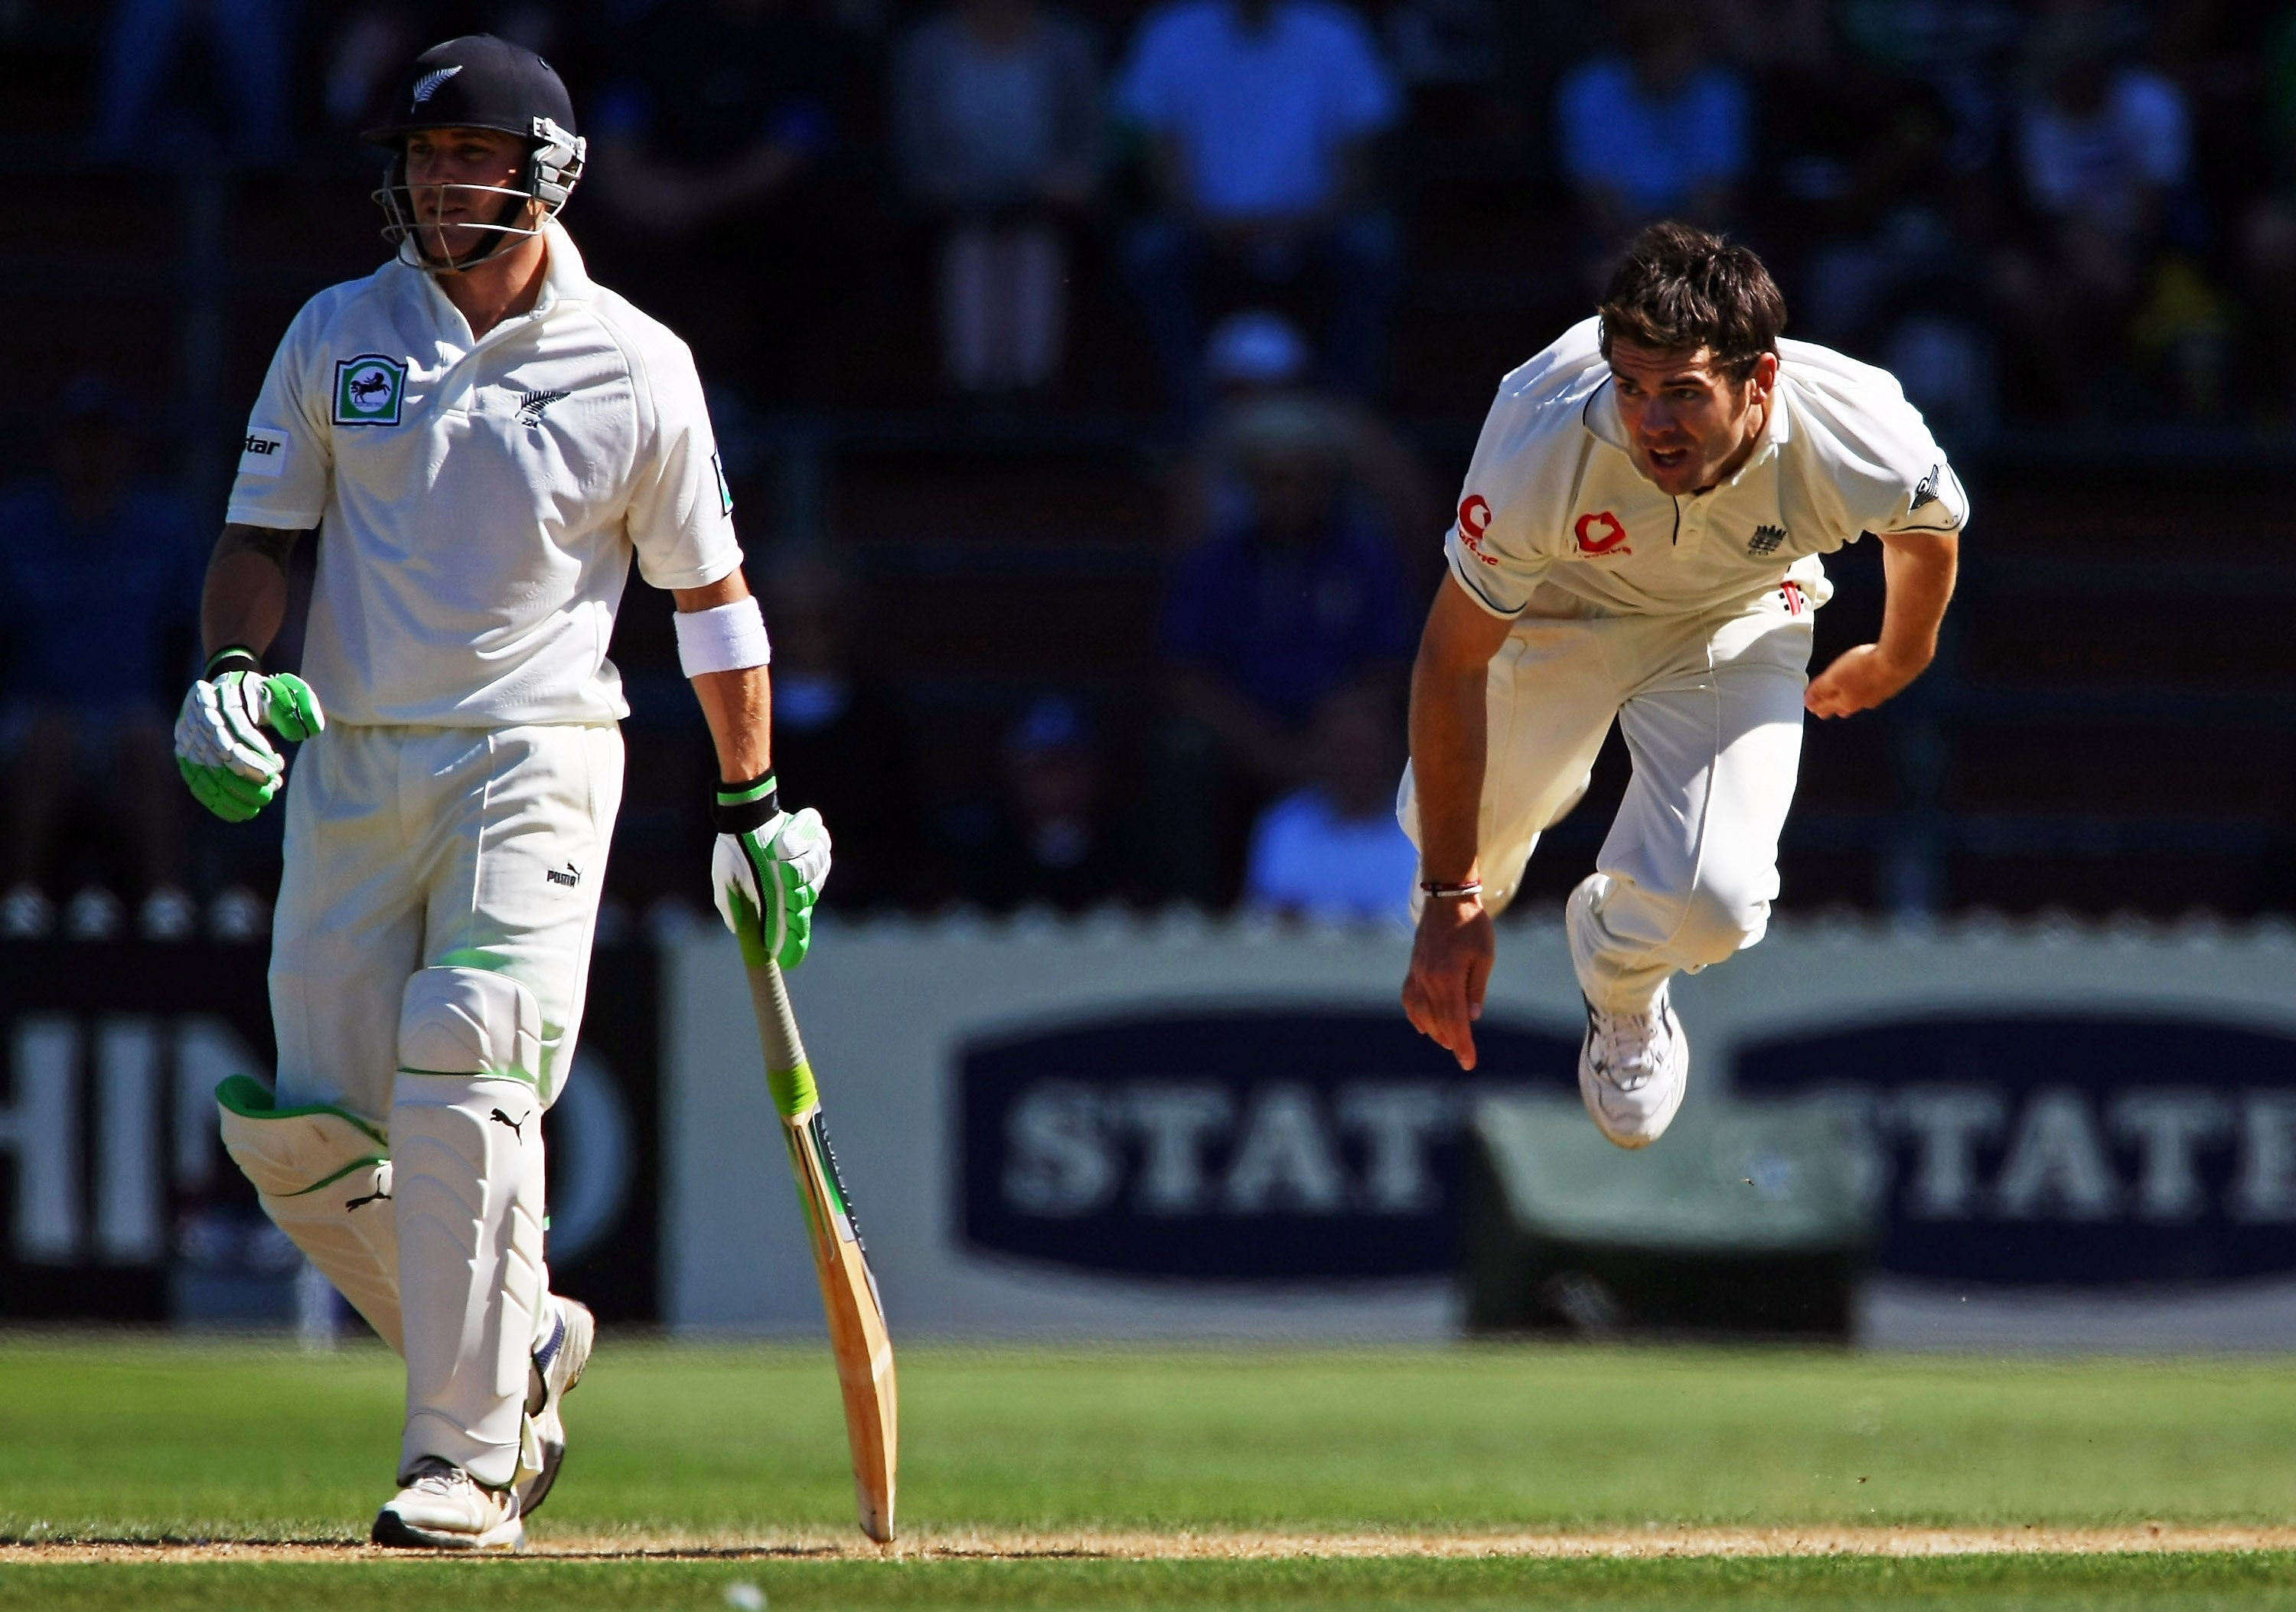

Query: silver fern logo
left=410, top=65, right=462, bottom=106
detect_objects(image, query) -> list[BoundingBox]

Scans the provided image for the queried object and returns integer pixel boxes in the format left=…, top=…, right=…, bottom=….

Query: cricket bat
left=746, top=958, right=898, bottom=1543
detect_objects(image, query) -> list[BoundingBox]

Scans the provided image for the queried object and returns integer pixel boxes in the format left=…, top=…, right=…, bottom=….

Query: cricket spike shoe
left=517, top=1297, right=595, bottom=1518
left=1578, top=985, right=1690, bottom=1149
left=371, top=1457, right=526, bottom=1550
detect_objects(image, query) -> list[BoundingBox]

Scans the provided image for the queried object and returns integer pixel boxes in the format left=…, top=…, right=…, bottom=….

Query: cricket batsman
left=171, top=35, right=830, bottom=1548
left=1401, top=223, right=1965, bottom=1146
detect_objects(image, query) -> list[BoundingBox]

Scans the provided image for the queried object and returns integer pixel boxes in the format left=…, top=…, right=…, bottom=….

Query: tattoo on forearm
left=216, top=523, right=302, bottom=576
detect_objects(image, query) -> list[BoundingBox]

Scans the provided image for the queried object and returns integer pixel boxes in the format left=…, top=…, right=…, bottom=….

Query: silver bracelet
left=1419, top=880, right=1482, bottom=899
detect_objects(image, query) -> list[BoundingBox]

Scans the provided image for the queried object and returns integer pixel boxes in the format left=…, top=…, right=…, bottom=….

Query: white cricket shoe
left=371, top=1457, right=525, bottom=1550
left=1578, top=986, right=1690, bottom=1149
left=517, top=1297, right=595, bottom=1518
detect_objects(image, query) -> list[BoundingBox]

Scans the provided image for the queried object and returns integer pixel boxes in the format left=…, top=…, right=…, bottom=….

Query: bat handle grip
left=746, top=961, right=816, bottom=1118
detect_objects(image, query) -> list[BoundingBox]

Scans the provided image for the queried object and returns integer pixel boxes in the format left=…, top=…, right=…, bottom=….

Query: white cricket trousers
left=1400, top=592, right=1812, bottom=1013
left=269, top=722, right=622, bottom=1486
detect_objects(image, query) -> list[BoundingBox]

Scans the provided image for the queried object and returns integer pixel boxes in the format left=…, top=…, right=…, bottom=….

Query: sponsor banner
left=0, top=939, right=659, bottom=1324
left=1696, top=921, right=2296, bottom=1347
left=960, top=1010, right=1572, bottom=1281
left=663, top=921, right=1579, bottom=1340
left=665, top=915, right=2296, bottom=1346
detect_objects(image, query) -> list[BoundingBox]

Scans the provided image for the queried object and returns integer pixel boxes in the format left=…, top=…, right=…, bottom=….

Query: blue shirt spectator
left=1159, top=437, right=1415, bottom=727
left=1244, top=786, right=1418, bottom=920
left=0, top=384, right=204, bottom=916
left=1556, top=44, right=1750, bottom=225
left=0, top=483, right=202, bottom=708
left=1117, top=0, right=1398, bottom=221
left=1242, top=681, right=1414, bottom=922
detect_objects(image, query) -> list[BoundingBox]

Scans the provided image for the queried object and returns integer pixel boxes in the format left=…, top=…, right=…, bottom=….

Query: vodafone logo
left=1456, top=494, right=1498, bottom=565
left=1574, top=511, right=1630, bottom=555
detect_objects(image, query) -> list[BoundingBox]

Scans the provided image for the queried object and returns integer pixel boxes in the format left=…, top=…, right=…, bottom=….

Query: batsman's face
left=1609, top=342, right=1778, bottom=497
left=403, top=127, right=534, bottom=260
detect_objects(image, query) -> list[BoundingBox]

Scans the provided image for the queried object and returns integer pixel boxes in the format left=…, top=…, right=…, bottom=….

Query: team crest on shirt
left=1747, top=524, right=1787, bottom=556
left=334, top=355, right=408, bottom=426
left=516, top=389, right=571, bottom=426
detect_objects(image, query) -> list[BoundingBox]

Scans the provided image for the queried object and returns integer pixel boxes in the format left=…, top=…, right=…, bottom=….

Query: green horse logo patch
left=334, top=355, right=408, bottom=426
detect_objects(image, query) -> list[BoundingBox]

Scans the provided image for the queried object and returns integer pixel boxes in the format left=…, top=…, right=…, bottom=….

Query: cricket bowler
left=171, top=35, right=830, bottom=1548
left=1400, top=223, right=1965, bottom=1146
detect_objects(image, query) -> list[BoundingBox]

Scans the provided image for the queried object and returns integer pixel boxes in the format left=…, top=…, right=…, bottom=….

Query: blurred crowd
left=7, top=0, right=2296, bottom=929
left=57, top=0, right=2296, bottom=424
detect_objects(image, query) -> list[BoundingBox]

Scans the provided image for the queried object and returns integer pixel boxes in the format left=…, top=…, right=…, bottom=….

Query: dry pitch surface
left=9, top=1525, right=2296, bottom=1562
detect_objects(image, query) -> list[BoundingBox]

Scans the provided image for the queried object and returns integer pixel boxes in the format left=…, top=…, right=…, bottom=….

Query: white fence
left=661, top=911, right=2296, bottom=1349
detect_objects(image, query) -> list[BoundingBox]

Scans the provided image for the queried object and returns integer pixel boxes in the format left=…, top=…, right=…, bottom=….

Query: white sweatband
left=674, top=597, right=772, bottom=677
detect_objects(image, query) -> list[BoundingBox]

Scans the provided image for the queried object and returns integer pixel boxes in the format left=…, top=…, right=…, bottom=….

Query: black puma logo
left=489, top=1107, right=526, bottom=1140
left=545, top=862, right=580, bottom=887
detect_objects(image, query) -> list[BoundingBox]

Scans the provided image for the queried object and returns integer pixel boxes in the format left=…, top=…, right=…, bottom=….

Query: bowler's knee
left=1669, top=876, right=1772, bottom=966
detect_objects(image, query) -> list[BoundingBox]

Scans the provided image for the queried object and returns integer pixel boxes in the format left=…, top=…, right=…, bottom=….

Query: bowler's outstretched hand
left=1403, top=896, right=1495, bottom=1071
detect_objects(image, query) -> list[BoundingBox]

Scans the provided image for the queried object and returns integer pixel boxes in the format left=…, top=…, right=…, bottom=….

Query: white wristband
left=675, top=597, right=772, bottom=677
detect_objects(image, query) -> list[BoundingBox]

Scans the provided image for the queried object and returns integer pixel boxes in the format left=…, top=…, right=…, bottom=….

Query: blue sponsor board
left=1737, top=1015, right=2296, bottom=1287
left=957, top=1009, right=1575, bottom=1281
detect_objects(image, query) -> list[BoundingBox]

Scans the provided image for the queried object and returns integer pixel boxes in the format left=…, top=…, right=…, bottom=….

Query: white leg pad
left=392, top=968, right=550, bottom=1490
left=215, top=1075, right=403, bottom=1354
left=398, top=966, right=543, bottom=1086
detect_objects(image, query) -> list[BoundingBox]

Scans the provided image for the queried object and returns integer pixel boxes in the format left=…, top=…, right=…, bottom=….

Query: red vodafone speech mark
left=1574, top=511, right=1630, bottom=554
left=1456, top=494, right=1499, bottom=564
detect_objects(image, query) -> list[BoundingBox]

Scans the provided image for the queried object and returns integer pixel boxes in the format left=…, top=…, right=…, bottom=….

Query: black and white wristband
left=712, top=771, right=781, bottom=834
left=204, top=645, right=262, bottom=680
left=1419, top=879, right=1482, bottom=900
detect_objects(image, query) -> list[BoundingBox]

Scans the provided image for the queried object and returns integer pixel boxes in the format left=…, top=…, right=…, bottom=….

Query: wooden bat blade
left=784, top=1110, right=898, bottom=1542
left=749, top=960, right=899, bottom=1543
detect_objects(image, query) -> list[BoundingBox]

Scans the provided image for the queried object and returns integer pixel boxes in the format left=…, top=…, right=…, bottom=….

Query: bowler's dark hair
left=1597, top=222, right=1786, bottom=381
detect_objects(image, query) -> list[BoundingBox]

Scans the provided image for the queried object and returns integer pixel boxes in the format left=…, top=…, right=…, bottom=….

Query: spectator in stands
left=584, top=0, right=849, bottom=397
left=1115, top=0, right=1404, bottom=419
left=1554, top=0, right=1750, bottom=279
left=1995, top=9, right=2191, bottom=415
left=1156, top=399, right=1416, bottom=905
left=0, top=380, right=204, bottom=936
left=968, top=696, right=1127, bottom=911
left=1835, top=0, right=2024, bottom=175
left=892, top=0, right=1101, bottom=396
left=759, top=553, right=928, bottom=910
left=1242, top=680, right=1415, bottom=924
left=1171, top=309, right=1436, bottom=583
left=90, top=0, right=295, bottom=167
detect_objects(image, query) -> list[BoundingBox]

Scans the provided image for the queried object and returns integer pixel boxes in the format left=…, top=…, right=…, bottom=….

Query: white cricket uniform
left=224, top=220, right=741, bottom=1486
left=1398, top=318, right=1967, bottom=1011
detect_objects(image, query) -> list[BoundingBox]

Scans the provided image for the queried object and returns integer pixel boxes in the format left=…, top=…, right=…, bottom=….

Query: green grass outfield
left=2, top=1337, right=2294, bottom=1608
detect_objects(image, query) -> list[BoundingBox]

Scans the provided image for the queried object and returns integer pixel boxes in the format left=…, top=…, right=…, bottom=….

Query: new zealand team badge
left=334, top=355, right=408, bottom=426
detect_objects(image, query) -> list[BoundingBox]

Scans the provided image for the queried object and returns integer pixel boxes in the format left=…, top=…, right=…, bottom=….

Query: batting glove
left=173, top=648, right=325, bottom=823
left=710, top=772, right=832, bottom=970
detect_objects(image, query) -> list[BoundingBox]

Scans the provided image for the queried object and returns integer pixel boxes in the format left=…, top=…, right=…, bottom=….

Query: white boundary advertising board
left=664, top=912, right=2296, bottom=1349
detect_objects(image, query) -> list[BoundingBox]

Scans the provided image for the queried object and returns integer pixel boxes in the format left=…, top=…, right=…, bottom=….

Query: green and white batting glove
left=172, top=647, right=325, bottom=823
left=710, top=772, right=831, bottom=970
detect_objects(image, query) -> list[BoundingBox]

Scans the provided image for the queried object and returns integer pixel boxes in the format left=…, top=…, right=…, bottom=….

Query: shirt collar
left=403, top=217, right=593, bottom=343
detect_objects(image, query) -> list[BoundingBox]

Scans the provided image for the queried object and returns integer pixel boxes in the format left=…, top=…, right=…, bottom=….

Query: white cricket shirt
left=1444, top=318, right=1968, bottom=622
left=227, top=220, right=742, bottom=726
